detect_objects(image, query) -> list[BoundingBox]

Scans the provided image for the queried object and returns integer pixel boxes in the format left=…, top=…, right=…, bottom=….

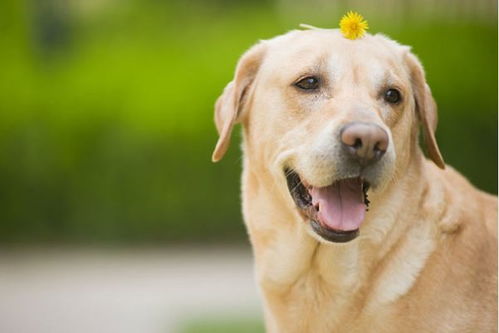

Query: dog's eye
left=384, top=88, right=401, bottom=104
left=295, top=76, right=320, bottom=90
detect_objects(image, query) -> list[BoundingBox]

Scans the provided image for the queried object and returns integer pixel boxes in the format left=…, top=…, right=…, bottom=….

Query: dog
left=211, top=28, right=497, bottom=332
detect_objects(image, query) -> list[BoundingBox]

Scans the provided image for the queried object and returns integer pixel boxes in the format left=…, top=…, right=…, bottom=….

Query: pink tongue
left=310, top=178, right=366, bottom=232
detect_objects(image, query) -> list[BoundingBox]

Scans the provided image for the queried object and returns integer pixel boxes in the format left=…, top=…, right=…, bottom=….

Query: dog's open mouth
left=285, top=169, right=370, bottom=243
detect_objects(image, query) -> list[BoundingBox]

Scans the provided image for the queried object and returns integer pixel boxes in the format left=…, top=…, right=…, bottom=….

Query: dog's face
left=213, top=29, right=444, bottom=243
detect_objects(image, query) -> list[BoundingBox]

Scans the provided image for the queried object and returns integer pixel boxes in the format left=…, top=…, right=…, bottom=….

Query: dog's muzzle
left=283, top=122, right=389, bottom=243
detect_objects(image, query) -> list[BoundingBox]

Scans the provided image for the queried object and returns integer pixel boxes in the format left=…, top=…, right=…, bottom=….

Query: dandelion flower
left=340, top=11, right=368, bottom=40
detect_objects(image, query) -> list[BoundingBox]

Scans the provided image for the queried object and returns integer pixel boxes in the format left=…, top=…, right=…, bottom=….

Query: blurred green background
left=0, top=0, right=497, bottom=245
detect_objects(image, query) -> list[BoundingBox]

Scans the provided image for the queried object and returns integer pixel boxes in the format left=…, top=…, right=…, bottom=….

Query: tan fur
left=213, top=29, right=497, bottom=332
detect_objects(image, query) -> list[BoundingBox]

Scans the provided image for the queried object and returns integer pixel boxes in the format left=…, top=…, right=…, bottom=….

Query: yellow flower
left=339, top=11, right=369, bottom=40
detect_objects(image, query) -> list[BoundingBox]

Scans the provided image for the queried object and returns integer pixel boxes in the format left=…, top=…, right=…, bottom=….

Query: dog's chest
left=266, top=272, right=406, bottom=333
left=261, top=247, right=367, bottom=332
left=260, top=231, right=436, bottom=333
left=266, top=270, right=375, bottom=333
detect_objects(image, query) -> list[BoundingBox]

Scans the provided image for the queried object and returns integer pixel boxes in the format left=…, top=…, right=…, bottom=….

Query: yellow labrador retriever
left=212, top=28, right=497, bottom=332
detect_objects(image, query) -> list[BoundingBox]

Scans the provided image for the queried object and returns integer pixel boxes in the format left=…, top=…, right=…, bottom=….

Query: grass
left=179, top=317, right=264, bottom=333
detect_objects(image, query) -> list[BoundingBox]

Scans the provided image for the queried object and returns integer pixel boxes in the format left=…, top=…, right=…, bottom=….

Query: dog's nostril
left=375, top=137, right=388, bottom=152
left=353, top=138, right=362, bottom=149
left=373, top=143, right=386, bottom=160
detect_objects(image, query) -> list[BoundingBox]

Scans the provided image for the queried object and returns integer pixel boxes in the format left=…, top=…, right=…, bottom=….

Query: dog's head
left=212, top=29, right=444, bottom=243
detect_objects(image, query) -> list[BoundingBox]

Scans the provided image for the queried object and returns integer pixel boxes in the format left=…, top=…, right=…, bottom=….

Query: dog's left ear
left=212, top=42, right=267, bottom=162
left=405, top=52, right=445, bottom=169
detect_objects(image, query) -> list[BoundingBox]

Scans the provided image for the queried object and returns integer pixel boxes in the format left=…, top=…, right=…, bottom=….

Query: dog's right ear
left=211, top=43, right=266, bottom=162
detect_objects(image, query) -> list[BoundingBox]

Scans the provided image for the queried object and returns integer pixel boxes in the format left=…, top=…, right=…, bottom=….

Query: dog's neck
left=242, top=150, right=445, bottom=332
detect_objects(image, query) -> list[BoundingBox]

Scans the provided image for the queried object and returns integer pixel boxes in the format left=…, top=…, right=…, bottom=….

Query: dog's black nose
left=340, top=122, right=388, bottom=165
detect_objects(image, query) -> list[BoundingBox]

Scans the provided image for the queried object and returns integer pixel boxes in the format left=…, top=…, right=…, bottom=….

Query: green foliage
left=0, top=1, right=496, bottom=243
left=179, top=316, right=264, bottom=333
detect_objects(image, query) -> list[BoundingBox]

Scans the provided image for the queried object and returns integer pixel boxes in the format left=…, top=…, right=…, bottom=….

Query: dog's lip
left=310, top=220, right=359, bottom=243
left=284, top=168, right=370, bottom=243
left=284, top=169, right=313, bottom=210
